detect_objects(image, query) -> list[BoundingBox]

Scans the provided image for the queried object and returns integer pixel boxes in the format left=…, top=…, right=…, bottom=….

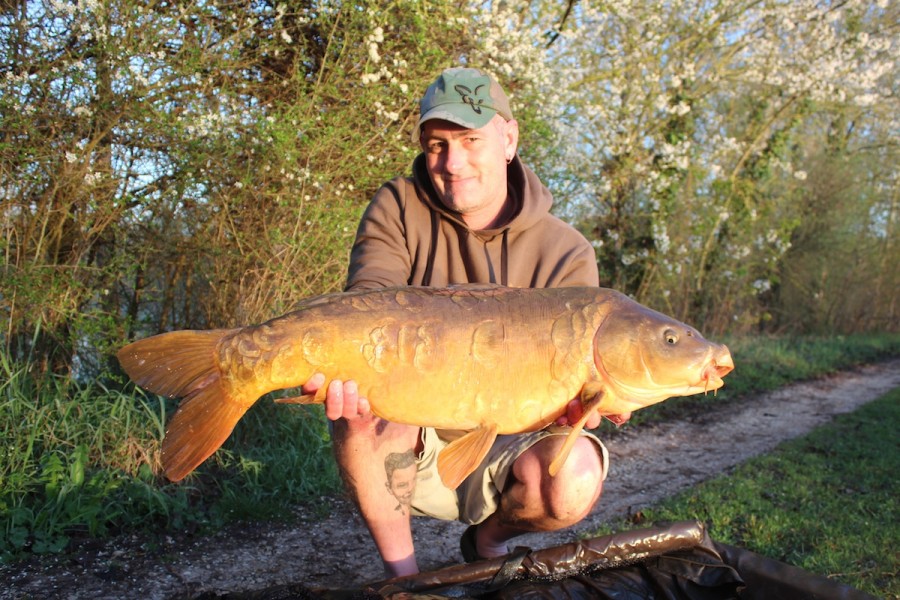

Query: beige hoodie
left=346, top=154, right=599, bottom=291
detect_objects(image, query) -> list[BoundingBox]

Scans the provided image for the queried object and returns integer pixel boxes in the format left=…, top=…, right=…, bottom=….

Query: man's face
left=421, top=116, right=518, bottom=227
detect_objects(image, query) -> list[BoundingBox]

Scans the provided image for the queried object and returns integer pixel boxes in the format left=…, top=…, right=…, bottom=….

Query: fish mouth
left=701, top=349, right=735, bottom=393
left=591, top=339, right=735, bottom=413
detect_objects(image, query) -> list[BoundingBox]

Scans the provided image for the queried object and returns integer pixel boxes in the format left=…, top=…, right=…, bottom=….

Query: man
left=303, top=67, right=629, bottom=578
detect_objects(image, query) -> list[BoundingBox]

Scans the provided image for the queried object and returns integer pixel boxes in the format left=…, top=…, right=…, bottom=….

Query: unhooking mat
left=197, top=520, right=877, bottom=600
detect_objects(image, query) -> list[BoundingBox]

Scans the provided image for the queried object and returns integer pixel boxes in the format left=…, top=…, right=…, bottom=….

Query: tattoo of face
left=384, top=450, right=417, bottom=515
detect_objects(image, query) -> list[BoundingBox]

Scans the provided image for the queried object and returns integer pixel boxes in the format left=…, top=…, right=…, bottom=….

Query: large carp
left=118, top=285, right=733, bottom=489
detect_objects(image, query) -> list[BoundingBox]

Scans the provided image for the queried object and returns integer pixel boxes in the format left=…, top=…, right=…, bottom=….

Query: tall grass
left=0, top=353, right=175, bottom=559
left=0, top=353, right=339, bottom=562
left=1, top=333, right=897, bottom=562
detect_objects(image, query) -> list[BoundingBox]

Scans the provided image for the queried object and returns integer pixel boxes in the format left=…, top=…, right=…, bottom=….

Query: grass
left=0, top=353, right=339, bottom=562
left=1, top=332, right=898, bottom=565
left=592, top=389, right=900, bottom=596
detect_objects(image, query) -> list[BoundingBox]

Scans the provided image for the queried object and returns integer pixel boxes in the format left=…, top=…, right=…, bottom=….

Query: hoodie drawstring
left=500, top=229, right=508, bottom=287
left=422, top=210, right=439, bottom=287
left=422, top=213, right=509, bottom=287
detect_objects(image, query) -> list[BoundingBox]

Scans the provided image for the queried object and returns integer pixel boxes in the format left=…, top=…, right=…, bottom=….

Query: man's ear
left=504, top=118, right=520, bottom=160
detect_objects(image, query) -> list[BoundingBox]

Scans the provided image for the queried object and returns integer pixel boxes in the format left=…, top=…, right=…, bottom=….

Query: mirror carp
left=118, top=285, right=734, bottom=489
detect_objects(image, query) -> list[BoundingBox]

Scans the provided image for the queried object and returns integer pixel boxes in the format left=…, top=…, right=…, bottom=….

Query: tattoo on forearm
left=384, top=450, right=417, bottom=515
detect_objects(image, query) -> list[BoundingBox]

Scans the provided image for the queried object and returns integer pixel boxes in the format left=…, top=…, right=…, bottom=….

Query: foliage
left=2, top=0, right=898, bottom=376
left=596, top=390, right=900, bottom=596
left=0, top=350, right=340, bottom=562
left=0, top=0, right=479, bottom=375
left=524, top=0, right=898, bottom=334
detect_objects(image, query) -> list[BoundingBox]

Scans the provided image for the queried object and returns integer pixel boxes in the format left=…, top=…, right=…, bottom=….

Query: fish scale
left=118, top=284, right=734, bottom=489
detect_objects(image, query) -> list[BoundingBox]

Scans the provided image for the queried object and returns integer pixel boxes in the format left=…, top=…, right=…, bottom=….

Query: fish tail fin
left=118, top=329, right=233, bottom=398
left=117, top=329, right=249, bottom=481
left=162, top=383, right=250, bottom=481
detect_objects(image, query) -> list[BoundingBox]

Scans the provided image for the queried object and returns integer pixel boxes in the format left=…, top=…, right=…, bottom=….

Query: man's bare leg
left=472, top=435, right=604, bottom=557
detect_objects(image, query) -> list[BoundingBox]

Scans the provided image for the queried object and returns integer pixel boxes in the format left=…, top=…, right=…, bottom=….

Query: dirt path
left=4, top=359, right=899, bottom=600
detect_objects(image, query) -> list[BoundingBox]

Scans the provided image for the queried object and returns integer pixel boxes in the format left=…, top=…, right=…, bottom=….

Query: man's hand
left=555, top=398, right=631, bottom=429
left=302, top=373, right=372, bottom=422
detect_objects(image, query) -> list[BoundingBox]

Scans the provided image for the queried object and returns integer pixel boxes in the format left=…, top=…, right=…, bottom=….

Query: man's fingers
left=344, top=381, right=372, bottom=417
left=302, top=372, right=326, bottom=394
left=324, top=378, right=345, bottom=421
left=553, top=399, right=607, bottom=429
left=323, top=379, right=370, bottom=421
left=555, top=398, right=581, bottom=426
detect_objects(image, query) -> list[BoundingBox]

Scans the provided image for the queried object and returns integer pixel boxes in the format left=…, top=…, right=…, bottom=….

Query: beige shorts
left=410, top=426, right=609, bottom=525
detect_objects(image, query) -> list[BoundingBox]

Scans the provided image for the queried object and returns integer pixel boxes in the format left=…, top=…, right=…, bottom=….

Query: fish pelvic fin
left=437, top=425, right=498, bottom=490
left=117, top=329, right=248, bottom=481
left=548, top=386, right=606, bottom=477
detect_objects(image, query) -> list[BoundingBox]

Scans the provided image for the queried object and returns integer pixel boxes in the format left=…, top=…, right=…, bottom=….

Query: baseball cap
left=411, top=67, right=514, bottom=141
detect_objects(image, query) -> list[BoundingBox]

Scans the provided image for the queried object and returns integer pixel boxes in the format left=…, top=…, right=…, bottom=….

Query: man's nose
left=444, top=144, right=465, bottom=173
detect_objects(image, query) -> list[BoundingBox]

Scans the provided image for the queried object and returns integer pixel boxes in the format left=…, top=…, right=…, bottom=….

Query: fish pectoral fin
left=548, top=387, right=606, bottom=477
left=274, top=393, right=317, bottom=405
left=437, top=425, right=498, bottom=490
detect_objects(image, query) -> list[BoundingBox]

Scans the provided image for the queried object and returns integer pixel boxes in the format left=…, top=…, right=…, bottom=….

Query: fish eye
left=664, top=330, right=678, bottom=345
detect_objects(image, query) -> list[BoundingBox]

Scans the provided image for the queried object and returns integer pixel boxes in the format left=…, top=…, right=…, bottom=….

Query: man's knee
left=547, top=437, right=604, bottom=520
left=514, top=435, right=604, bottom=524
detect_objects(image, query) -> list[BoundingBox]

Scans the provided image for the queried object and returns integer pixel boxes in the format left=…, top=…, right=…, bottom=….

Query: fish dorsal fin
left=437, top=425, right=499, bottom=490
left=548, top=384, right=606, bottom=477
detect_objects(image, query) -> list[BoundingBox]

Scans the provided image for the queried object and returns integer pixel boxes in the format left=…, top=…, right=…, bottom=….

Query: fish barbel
left=118, top=285, right=734, bottom=488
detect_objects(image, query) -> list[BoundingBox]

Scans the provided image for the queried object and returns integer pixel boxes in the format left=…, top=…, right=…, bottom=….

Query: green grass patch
left=594, top=390, right=900, bottom=596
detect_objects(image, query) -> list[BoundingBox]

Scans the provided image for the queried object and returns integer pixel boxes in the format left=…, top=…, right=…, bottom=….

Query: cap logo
left=454, top=84, right=487, bottom=115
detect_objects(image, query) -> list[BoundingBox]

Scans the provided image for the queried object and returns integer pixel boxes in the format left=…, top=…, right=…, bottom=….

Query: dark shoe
left=459, top=524, right=484, bottom=563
